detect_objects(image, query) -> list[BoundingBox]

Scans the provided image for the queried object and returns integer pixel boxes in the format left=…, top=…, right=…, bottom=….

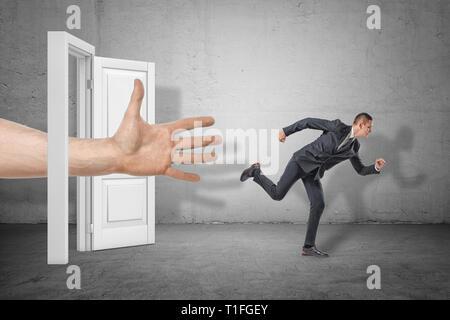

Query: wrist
left=69, top=137, right=123, bottom=176
left=105, top=137, right=126, bottom=174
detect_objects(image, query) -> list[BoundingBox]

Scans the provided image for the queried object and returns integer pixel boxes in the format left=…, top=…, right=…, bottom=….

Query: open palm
left=112, top=79, right=220, bottom=182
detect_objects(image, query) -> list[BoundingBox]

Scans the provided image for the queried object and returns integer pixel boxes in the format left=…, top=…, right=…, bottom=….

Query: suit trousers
left=252, top=156, right=325, bottom=247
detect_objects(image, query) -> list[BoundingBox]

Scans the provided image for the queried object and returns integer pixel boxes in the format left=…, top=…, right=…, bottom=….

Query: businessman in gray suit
left=240, top=112, right=387, bottom=257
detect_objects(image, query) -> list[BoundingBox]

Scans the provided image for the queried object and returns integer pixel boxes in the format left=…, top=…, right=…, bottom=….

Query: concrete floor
left=0, top=224, right=449, bottom=299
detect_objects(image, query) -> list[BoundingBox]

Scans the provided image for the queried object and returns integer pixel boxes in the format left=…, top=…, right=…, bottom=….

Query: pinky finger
left=165, top=167, right=200, bottom=182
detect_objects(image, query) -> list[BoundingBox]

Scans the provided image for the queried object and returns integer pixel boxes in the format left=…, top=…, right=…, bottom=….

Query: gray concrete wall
left=0, top=0, right=449, bottom=224
left=0, top=0, right=99, bottom=223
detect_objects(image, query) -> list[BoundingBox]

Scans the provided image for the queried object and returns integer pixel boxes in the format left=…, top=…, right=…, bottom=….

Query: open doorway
left=68, top=55, right=78, bottom=251
left=47, top=32, right=155, bottom=264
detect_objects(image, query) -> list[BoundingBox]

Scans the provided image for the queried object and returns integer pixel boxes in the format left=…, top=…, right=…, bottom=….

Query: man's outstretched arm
left=350, top=153, right=386, bottom=176
left=0, top=79, right=221, bottom=181
left=282, top=118, right=341, bottom=137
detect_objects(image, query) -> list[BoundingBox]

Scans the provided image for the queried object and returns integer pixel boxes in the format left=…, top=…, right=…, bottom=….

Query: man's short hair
left=353, top=112, right=373, bottom=124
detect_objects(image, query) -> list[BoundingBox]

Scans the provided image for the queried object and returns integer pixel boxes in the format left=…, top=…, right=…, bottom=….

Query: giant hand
left=113, top=79, right=221, bottom=181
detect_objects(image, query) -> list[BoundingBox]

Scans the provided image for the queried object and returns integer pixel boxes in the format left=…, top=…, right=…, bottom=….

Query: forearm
left=69, top=137, right=122, bottom=176
left=0, top=118, right=122, bottom=178
left=283, top=118, right=308, bottom=136
left=359, top=163, right=380, bottom=175
left=0, top=119, right=48, bottom=178
left=350, top=154, right=380, bottom=176
left=283, top=118, right=339, bottom=136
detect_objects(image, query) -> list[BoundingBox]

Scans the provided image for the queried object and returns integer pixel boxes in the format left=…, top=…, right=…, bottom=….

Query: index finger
left=169, top=116, right=215, bottom=131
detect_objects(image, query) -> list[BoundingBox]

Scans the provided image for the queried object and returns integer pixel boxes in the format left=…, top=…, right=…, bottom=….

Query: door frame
left=47, top=31, right=95, bottom=264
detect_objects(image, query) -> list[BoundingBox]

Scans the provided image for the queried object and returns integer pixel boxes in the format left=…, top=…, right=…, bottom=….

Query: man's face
left=359, top=120, right=372, bottom=138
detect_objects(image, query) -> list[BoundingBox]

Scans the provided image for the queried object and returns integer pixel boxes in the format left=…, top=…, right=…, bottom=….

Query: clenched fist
left=279, top=129, right=286, bottom=143
left=375, top=158, right=387, bottom=170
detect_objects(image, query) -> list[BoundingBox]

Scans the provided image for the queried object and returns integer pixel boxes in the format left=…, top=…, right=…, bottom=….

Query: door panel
left=103, top=178, right=146, bottom=223
left=92, top=56, right=155, bottom=250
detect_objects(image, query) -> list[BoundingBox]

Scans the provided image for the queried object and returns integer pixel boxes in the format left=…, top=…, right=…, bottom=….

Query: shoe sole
left=301, top=251, right=329, bottom=257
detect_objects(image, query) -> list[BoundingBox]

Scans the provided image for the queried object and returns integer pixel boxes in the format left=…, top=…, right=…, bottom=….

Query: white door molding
left=47, top=31, right=95, bottom=264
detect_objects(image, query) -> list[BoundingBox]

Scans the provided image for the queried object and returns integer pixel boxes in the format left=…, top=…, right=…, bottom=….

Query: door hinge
left=89, top=223, right=94, bottom=234
left=86, top=79, right=93, bottom=90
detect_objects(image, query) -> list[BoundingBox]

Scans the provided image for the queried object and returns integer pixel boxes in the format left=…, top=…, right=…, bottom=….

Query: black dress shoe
left=301, top=246, right=329, bottom=257
left=240, top=163, right=261, bottom=182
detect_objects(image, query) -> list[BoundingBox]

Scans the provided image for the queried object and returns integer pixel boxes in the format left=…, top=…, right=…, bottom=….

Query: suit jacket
left=283, top=117, right=380, bottom=181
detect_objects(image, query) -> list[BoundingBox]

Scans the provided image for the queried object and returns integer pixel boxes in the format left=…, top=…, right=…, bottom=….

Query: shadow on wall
left=155, top=86, right=245, bottom=223
left=301, top=125, right=427, bottom=251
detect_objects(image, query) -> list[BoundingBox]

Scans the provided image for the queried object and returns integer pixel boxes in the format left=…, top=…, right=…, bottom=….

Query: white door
left=92, top=57, right=155, bottom=250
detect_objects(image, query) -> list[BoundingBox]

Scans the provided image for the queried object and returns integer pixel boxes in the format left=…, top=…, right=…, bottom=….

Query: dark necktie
left=337, top=132, right=353, bottom=150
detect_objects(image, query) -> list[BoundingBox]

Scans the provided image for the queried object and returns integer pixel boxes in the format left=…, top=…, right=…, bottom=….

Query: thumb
left=125, top=79, right=145, bottom=118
